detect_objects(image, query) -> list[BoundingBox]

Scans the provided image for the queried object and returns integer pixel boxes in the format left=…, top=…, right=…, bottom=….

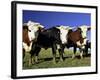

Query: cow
left=29, top=26, right=71, bottom=65
left=66, top=27, right=85, bottom=58
left=56, top=25, right=91, bottom=59
left=23, top=21, right=44, bottom=64
left=56, top=26, right=71, bottom=60
left=76, top=25, right=91, bottom=58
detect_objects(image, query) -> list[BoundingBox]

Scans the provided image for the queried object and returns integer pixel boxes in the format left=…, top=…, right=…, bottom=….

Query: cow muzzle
left=32, top=38, right=37, bottom=43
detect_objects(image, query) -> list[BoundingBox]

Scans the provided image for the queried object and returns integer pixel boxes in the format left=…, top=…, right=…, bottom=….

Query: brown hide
left=23, top=26, right=30, bottom=46
left=68, top=29, right=84, bottom=44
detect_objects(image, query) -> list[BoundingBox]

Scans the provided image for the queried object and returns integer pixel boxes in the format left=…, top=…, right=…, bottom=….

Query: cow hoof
left=35, top=60, right=38, bottom=63
left=60, top=58, right=64, bottom=62
left=35, top=56, right=38, bottom=63
left=29, top=59, right=32, bottom=66
left=32, top=62, right=35, bottom=65
left=35, top=61, right=38, bottom=64
left=53, top=62, right=56, bottom=64
left=28, top=63, right=31, bottom=67
left=72, top=55, right=75, bottom=59
left=32, top=60, right=35, bottom=64
left=52, top=60, right=56, bottom=64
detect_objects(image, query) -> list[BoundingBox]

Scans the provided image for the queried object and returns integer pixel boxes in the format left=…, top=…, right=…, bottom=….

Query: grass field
left=23, top=48, right=91, bottom=69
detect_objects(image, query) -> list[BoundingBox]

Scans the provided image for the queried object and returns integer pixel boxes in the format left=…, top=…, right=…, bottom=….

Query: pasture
left=23, top=48, right=91, bottom=69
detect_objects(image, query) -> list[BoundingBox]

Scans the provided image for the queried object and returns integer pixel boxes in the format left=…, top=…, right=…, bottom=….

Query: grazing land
left=23, top=48, right=91, bottom=69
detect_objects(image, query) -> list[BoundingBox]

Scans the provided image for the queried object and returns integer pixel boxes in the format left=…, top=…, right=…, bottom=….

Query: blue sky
left=23, top=10, right=91, bottom=41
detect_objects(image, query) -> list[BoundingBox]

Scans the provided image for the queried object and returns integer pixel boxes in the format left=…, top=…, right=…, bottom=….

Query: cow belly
left=36, top=39, right=54, bottom=48
left=23, top=42, right=32, bottom=52
left=36, top=43, right=52, bottom=49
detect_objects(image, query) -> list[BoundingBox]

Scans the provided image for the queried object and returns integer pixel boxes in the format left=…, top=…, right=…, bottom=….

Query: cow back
left=35, top=27, right=61, bottom=47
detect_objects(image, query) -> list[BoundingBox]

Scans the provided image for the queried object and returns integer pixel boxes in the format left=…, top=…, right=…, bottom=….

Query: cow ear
left=77, top=27, right=82, bottom=32
left=77, top=27, right=81, bottom=30
left=27, top=20, right=32, bottom=26
left=56, top=27, right=60, bottom=29
left=88, top=27, right=91, bottom=31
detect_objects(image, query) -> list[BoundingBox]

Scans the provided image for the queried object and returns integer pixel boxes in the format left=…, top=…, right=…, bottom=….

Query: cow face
left=56, top=26, right=70, bottom=44
left=27, top=21, right=44, bottom=42
left=77, top=25, right=90, bottom=47
left=79, top=25, right=90, bottom=39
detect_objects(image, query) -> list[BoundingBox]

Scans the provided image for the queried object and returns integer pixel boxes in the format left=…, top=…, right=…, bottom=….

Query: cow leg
left=30, top=43, right=41, bottom=64
left=29, top=43, right=36, bottom=65
left=31, top=54, right=35, bottom=65
left=52, top=44, right=57, bottom=64
left=58, top=49, right=63, bottom=62
left=30, top=50, right=37, bottom=65
left=79, top=48, right=83, bottom=59
left=23, top=48, right=25, bottom=66
left=34, top=47, right=41, bottom=63
left=28, top=53, right=32, bottom=66
left=23, top=48, right=25, bottom=59
left=58, top=44, right=64, bottom=62
left=72, top=46, right=77, bottom=59
left=85, top=44, right=88, bottom=56
left=23, top=48, right=32, bottom=66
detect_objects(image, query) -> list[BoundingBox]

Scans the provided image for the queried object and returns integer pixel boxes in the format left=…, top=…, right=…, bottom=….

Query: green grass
left=23, top=48, right=91, bottom=69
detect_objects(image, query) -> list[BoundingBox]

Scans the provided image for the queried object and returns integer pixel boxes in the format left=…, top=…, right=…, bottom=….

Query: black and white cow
left=29, top=27, right=61, bottom=64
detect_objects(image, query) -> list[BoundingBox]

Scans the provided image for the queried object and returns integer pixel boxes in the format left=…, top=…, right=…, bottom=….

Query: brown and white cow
left=68, top=25, right=91, bottom=58
left=57, top=25, right=91, bottom=59
left=76, top=25, right=91, bottom=48
left=23, top=21, right=44, bottom=62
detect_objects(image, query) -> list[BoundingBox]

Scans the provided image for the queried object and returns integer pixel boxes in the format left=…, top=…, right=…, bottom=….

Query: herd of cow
left=23, top=20, right=91, bottom=66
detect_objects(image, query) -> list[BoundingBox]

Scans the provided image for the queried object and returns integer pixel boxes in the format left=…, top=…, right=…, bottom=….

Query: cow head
left=56, top=25, right=70, bottom=44
left=79, top=25, right=90, bottom=39
left=77, top=25, right=91, bottom=47
left=27, top=20, right=44, bottom=42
